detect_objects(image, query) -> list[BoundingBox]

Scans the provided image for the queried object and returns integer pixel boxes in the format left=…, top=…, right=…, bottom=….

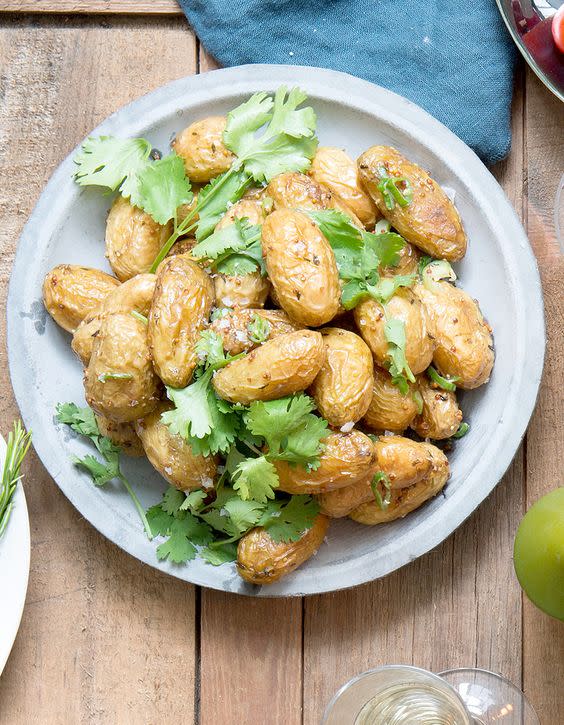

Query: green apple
left=514, top=488, right=564, bottom=621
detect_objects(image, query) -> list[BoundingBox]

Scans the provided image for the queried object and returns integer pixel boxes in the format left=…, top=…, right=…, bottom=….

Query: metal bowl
left=7, top=65, right=545, bottom=596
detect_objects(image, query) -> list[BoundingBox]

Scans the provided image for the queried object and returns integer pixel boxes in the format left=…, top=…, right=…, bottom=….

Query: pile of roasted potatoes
left=43, top=113, right=494, bottom=584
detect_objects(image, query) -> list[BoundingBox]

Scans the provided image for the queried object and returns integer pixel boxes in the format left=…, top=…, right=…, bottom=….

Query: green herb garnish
left=371, top=471, right=392, bottom=510
left=452, top=422, right=470, bottom=439
left=384, top=317, right=416, bottom=395
left=0, top=421, right=32, bottom=539
left=376, top=166, right=413, bottom=210
left=190, top=217, right=264, bottom=275
left=427, top=366, right=459, bottom=392
left=247, top=313, right=271, bottom=344
left=97, top=372, right=134, bottom=383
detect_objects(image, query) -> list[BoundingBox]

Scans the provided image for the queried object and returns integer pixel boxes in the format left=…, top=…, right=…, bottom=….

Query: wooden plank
left=0, top=0, right=183, bottom=14
left=194, top=43, right=304, bottom=725
left=303, top=73, right=526, bottom=724
left=0, top=15, right=198, bottom=724
left=522, top=68, right=564, bottom=725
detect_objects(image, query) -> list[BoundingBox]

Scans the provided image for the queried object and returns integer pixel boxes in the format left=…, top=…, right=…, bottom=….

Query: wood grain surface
left=0, top=12, right=562, bottom=725
left=0, top=0, right=182, bottom=14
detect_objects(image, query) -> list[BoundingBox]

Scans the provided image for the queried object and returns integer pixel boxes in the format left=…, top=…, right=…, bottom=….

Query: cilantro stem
left=241, top=439, right=263, bottom=457
left=208, top=534, right=240, bottom=548
left=149, top=217, right=197, bottom=273
left=118, top=473, right=153, bottom=540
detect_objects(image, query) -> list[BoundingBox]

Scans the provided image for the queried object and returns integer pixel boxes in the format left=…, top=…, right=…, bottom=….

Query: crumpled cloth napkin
left=179, top=0, right=516, bottom=164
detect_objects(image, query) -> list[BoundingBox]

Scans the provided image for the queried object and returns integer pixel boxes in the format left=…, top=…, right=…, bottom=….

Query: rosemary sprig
left=0, top=421, right=32, bottom=539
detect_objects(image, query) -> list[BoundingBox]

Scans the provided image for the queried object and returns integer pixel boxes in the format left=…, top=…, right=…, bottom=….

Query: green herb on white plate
left=0, top=421, right=32, bottom=539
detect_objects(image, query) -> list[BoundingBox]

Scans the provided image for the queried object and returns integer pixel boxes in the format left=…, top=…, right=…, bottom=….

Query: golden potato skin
left=411, top=375, right=462, bottom=439
left=309, top=146, right=380, bottom=228
left=105, top=195, right=172, bottom=281
left=215, top=199, right=266, bottom=230
left=148, top=254, right=214, bottom=388
left=262, top=209, right=341, bottom=326
left=415, top=281, right=494, bottom=389
left=85, top=312, right=160, bottom=422
left=71, top=274, right=156, bottom=366
left=94, top=413, right=144, bottom=457
left=310, top=328, right=374, bottom=427
left=237, top=514, right=329, bottom=584
left=353, top=288, right=434, bottom=375
left=172, top=116, right=234, bottom=183
left=318, top=436, right=433, bottom=517
left=349, top=443, right=449, bottom=524
left=212, top=330, right=325, bottom=404
left=214, top=271, right=270, bottom=309
left=381, top=241, right=420, bottom=277
left=210, top=308, right=300, bottom=355
left=363, top=366, right=419, bottom=433
left=166, top=237, right=197, bottom=258
left=43, top=264, right=119, bottom=333
left=275, top=430, right=377, bottom=495
left=135, top=404, right=217, bottom=491
left=358, top=146, right=467, bottom=261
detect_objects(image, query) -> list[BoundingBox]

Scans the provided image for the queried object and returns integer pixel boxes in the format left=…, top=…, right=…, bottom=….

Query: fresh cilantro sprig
left=307, top=209, right=414, bottom=310
left=190, top=217, right=265, bottom=275
left=383, top=317, right=416, bottom=395
left=55, top=403, right=153, bottom=539
left=146, top=482, right=320, bottom=566
left=376, top=166, right=413, bottom=210
left=0, top=421, right=32, bottom=539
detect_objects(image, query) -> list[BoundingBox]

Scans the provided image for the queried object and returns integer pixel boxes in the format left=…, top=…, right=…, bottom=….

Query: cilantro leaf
left=73, top=136, right=152, bottom=198
left=179, top=489, right=208, bottom=512
left=200, top=542, right=238, bottom=566
left=276, top=414, right=329, bottom=468
left=243, top=135, right=318, bottom=185
left=195, top=168, right=252, bottom=241
left=191, top=217, right=263, bottom=274
left=223, top=91, right=274, bottom=158
left=131, top=153, right=192, bottom=224
left=161, top=486, right=186, bottom=516
left=223, top=497, right=264, bottom=534
left=231, top=456, right=279, bottom=503
left=146, top=504, right=175, bottom=537
left=259, top=495, right=320, bottom=543
left=155, top=514, right=213, bottom=564
left=72, top=453, right=118, bottom=487
left=247, top=313, right=270, bottom=344
left=56, top=402, right=99, bottom=438
left=384, top=318, right=416, bottom=392
left=195, top=330, right=228, bottom=367
left=216, top=253, right=261, bottom=276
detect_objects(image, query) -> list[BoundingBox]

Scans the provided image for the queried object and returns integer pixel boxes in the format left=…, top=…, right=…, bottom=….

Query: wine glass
left=322, top=665, right=539, bottom=724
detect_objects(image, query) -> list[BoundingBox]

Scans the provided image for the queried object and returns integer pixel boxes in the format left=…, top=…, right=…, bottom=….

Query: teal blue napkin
left=179, top=0, right=516, bottom=164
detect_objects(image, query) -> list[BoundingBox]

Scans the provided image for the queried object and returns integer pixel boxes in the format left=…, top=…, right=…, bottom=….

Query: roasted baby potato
left=262, top=209, right=341, bottom=326
left=43, top=264, right=119, bottom=334
left=172, top=116, right=234, bottom=183
left=214, top=271, right=270, bottom=309
left=94, top=413, right=144, bottom=457
left=85, top=312, right=160, bottom=422
left=71, top=274, right=156, bottom=366
left=349, top=443, right=449, bottom=524
left=275, top=430, right=377, bottom=495
left=358, top=146, right=467, bottom=261
left=363, top=366, right=419, bottom=433
left=135, top=404, right=217, bottom=491
left=353, top=288, right=434, bottom=375
left=415, top=281, right=494, bottom=389
left=318, top=436, right=433, bottom=517
left=212, top=330, right=325, bottom=404
left=309, top=327, right=374, bottom=427
left=237, top=514, right=329, bottom=584
left=411, top=375, right=462, bottom=439
left=381, top=241, right=420, bottom=277
left=309, top=146, right=380, bottom=228
left=148, top=254, right=214, bottom=388
left=166, top=237, right=197, bottom=258
left=105, top=195, right=172, bottom=281
left=215, top=198, right=266, bottom=230
left=210, top=308, right=300, bottom=355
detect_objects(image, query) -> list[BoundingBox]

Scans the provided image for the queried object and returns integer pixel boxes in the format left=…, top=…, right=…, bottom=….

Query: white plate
left=7, top=65, right=544, bottom=596
left=0, top=434, right=31, bottom=674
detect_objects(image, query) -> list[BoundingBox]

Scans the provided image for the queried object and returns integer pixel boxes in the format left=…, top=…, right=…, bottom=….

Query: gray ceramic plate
left=7, top=65, right=545, bottom=596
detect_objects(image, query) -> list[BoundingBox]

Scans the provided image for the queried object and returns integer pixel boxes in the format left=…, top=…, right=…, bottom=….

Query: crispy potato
left=71, top=274, right=156, bottom=366
left=135, top=404, right=217, bottom=491
left=309, top=146, right=380, bottom=228
left=212, top=330, right=325, bottom=404
left=148, top=254, right=214, bottom=388
left=237, top=514, right=329, bottom=584
left=215, top=199, right=266, bottom=230
left=363, top=366, right=419, bottom=433
left=353, top=288, right=434, bottom=375
left=411, top=375, right=462, bottom=439
left=381, top=241, right=420, bottom=277
left=166, top=237, right=197, bottom=258
left=415, top=281, right=494, bottom=388
left=210, top=308, right=300, bottom=355
left=94, top=413, right=144, bottom=457
left=275, top=430, right=377, bottom=495
left=349, top=443, right=449, bottom=524
left=309, top=328, right=374, bottom=427
left=318, top=436, right=433, bottom=517
left=214, top=271, right=270, bottom=309
left=262, top=209, right=341, bottom=326
left=172, top=116, right=234, bottom=183
left=105, top=195, right=172, bottom=281
left=358, top=146, right=467, bottom=261
left=85, top=312, right=160, bottom=422
left=43, top=264, right=119, bottom=334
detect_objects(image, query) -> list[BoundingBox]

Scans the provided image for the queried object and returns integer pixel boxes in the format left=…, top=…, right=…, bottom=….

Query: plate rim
left=0, top=434, right=31, bottom=674
left=7, top=64, right=545, bottom=596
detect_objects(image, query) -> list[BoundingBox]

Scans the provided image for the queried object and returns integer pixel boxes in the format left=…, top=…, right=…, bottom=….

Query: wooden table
left=0, top=4, right=562, bottom=724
